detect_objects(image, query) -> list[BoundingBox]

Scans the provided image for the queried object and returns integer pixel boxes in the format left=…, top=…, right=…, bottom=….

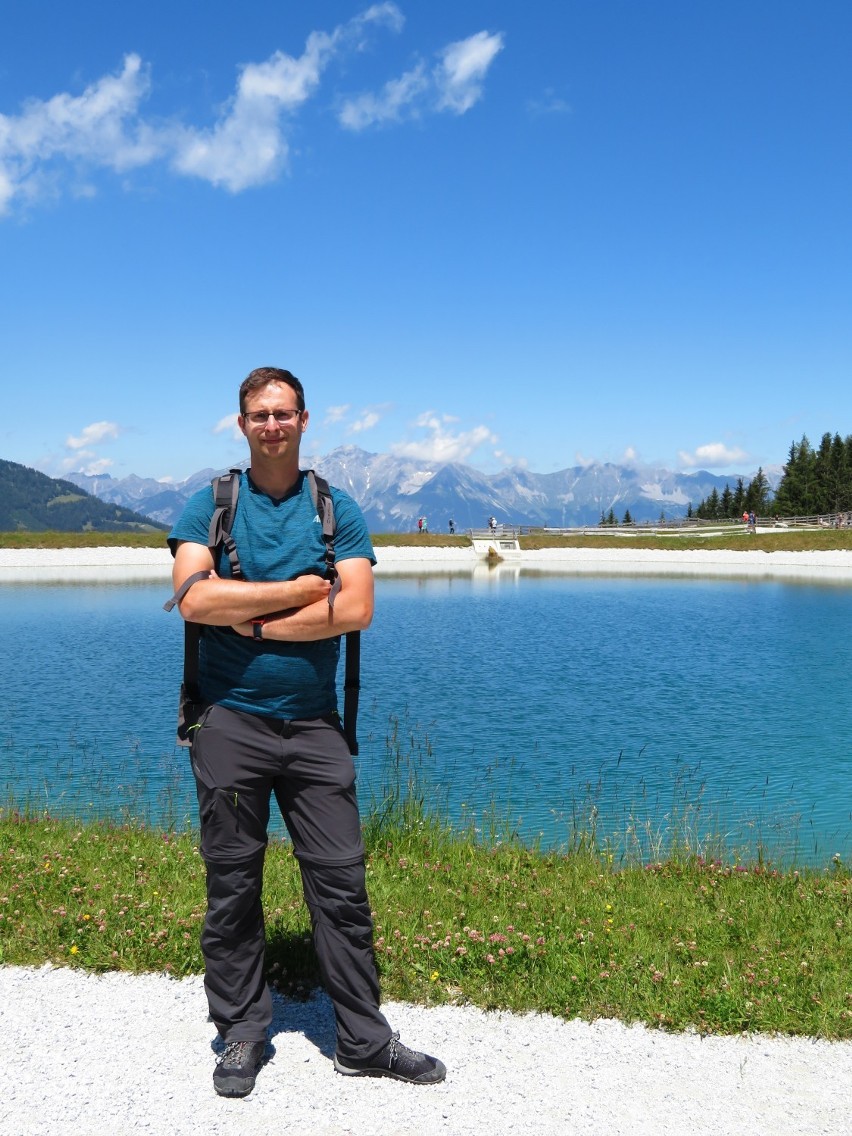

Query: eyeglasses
left=244, top=409, right=302, bottom=425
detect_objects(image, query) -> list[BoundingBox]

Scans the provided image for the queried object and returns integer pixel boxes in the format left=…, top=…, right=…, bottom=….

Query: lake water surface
left=1, top=570, right=850, bottom=866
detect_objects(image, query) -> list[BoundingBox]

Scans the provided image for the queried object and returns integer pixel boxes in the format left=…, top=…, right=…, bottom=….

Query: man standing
left=169, top=367, right=445, bottom=1097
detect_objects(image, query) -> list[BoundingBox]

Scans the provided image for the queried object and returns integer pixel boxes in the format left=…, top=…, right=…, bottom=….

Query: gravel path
left=2, top=965, right=850, bottom=1135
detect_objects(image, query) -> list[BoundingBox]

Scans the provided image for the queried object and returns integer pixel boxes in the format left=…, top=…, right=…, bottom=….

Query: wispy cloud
left=0, top=56, right=159, bottom=213
left=526, top=87, right=571, bottom=117
left=391, top=411, right=497, bottom=463
left=339, top=29, right=503, bottom=129
left=323, top=404, right=351, bottom=425
left=0, top=5, right=501, bottom=215
left=60, top=420, right=122, bottom=474
left=678, top=442, right=749, bottom=469
left=213, top=413, right=241, bottom=440
left=66, top=421, right=122, bottom=450
left=348, top=410, right=381, bottom=434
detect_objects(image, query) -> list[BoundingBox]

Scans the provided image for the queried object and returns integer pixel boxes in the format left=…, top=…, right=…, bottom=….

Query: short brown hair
left=239, top=367, right=305, bottom=414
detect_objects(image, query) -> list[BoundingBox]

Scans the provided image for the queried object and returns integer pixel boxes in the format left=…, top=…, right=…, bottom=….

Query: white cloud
left=494, top=448, right=528, bottom=469
left=213, top=413, right=241, bottom=440
left=391, top=411, right=497, bottom=463
left=434, top=31, right=504, bottom=114
left=65, top=421, right=121, bottom=450
left=0, top=55, right=160, bottom=213
left=526, top=87, right=571, bottom=117
left=339, top=65, right=429, bottom=130
left=324, top=404, right=350, bottom=424
left=678, top=442, right=749, bottom=469
left=348, top=411, right=381, bottom=434
left=78, top=457, right=114, bottom=476
left=170, top=34, right=335, bottom=191
left=339, top=29, right=503, bottom=130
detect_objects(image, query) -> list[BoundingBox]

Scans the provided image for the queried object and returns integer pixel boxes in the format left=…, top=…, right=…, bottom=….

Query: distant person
left=421, top=516, right=428, bottom=533
left=742, top=511, right=749, bottom=525
left=748, top=511, right=756, bottom=533
left=488, top=515, right=497, bottom=534
left=417, top=517, right=423, bottom=533
left=168, top=366, right=445, bottom=1097
left=448, top=518, right=455, bottom=534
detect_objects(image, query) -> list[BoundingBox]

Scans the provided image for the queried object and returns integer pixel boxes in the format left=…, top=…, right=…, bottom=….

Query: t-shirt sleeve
left=330, top=487, right=376, bottom=566
left=167, top=486, right=215, bottom=557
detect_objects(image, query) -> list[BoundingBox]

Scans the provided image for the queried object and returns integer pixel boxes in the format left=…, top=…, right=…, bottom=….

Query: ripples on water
left=1, top=570, right=850, bottom=866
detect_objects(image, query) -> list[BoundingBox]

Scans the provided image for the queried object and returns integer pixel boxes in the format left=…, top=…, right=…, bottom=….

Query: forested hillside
left=0, top=460, right=166, bottom=532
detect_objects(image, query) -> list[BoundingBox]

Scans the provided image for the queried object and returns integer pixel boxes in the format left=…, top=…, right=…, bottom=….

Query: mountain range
left=65, top=446, right=781, bottom=532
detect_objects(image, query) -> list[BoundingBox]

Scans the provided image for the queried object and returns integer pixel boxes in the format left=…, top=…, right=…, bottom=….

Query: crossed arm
left=171, top=540, right=374, bottom=642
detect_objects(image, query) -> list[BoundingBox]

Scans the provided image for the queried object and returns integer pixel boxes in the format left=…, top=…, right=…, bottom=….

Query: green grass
left=517, top=529, right=852, bottom=553
left=6, top=529, right=852, bottom=553
left=1, top=799, right=849, bottom=1038
left=0, top=531, right=168, bottom=549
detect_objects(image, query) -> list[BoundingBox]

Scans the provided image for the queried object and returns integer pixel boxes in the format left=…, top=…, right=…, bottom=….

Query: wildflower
left=69, top=945, right=79, bottom=955
left=430, top=971, right=439, bottom=982
left=486, top=954, right=496, bottom=965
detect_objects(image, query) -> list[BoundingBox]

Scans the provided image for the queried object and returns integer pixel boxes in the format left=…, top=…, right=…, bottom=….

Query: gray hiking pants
left=189, top=703, right=392, bottom=1060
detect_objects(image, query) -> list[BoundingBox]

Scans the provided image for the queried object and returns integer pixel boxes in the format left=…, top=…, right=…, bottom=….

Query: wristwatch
left=252, top=619, right=265, bottom=641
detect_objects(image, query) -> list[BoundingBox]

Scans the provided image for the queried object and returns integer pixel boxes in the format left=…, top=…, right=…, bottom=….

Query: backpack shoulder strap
left=209, top=468, right=243, bottom=578
left=306, top=470, right=337, bottom=584
left=164, top=468, right=243, bottom=746
left=305, top=470, right=362, bottom=756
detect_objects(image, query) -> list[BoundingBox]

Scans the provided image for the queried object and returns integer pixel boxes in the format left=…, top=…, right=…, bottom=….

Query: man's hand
left=287, top=573, right=333, bottom=607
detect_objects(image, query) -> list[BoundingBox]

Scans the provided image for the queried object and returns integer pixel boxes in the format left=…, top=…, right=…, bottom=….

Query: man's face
left=238, top=381, right=308, bottom=460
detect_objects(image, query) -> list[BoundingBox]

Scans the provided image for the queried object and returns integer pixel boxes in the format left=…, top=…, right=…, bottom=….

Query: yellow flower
left=69, top=945, right=79, bottom=955
left=82, top=914, right=91, bottom=922
left=429, top=971, right=440, bottom=982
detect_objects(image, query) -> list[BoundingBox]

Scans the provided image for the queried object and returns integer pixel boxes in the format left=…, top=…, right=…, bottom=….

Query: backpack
left=164, top=468, right=361, bottom=754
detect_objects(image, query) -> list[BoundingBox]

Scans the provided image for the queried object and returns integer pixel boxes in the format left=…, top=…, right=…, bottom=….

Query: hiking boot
left=213, top=1039, right=266, bottom=1098
left=333, top=1032, right=446, bottom=1084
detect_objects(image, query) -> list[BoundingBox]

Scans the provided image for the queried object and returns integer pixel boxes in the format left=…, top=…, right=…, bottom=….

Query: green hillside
left=0, top=460, right=166, bottom=533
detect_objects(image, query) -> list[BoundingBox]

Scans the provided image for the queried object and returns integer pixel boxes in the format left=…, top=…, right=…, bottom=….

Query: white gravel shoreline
left=2, top=544, right=852, bottom=583
left=2, top=964, right=850, bottom=1136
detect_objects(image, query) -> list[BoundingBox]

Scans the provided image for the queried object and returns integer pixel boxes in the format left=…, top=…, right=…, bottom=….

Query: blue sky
left=2, top=1, right=851, bottom=485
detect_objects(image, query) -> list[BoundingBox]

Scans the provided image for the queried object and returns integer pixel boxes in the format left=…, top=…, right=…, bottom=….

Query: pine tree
left=622, top=508, right=633, bottom=525
left=720, top=484, right=734, bottom=518
left=701, top=487, right=720, bottom=520
left=774, top=435, right=816, bottom=515
left=744, top=467, right=771, bottom=515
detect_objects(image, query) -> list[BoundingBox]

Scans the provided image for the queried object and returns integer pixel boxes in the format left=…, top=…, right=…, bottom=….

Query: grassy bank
left=5, top=529, right=852, bottom=553
left=1, top=803, right=848, bottom=1039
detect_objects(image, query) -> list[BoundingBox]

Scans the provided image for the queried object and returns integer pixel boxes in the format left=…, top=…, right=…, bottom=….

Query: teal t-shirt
left=168, top=470, right=375, bottom=719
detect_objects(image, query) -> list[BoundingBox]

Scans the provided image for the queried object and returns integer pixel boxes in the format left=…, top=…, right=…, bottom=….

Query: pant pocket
left=195, top=784, right=249, bottom=861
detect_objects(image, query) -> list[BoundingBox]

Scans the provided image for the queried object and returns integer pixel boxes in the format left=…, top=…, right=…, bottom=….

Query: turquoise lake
left=1, top=571, right=850, bottom=866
